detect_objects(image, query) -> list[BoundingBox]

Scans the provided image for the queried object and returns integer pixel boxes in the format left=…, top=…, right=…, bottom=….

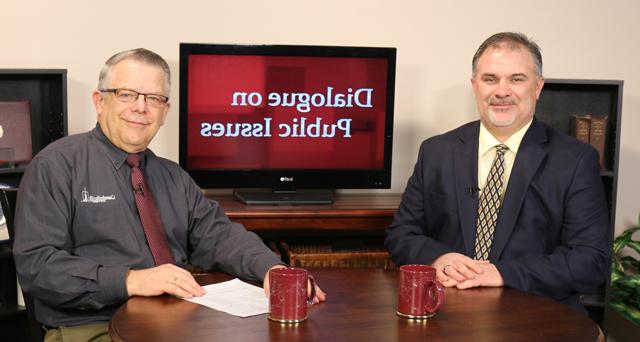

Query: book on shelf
left=0, top=100, right=33, bottom=166
left=589, top=115, right=608, bottom=170
left=571, top=114, right=591, bottom=144
left=570, top=114, right=608, bottom=170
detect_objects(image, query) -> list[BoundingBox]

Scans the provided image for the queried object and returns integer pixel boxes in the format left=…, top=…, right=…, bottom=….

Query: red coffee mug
left=268, top=267, right=316, bottom=323
left=397, top=264, right=445, bottom=319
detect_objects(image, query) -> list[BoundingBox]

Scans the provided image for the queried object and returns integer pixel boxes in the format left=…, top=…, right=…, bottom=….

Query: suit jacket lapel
left=454, top=122, right=480, bottom=257
left=489, top=119, right=548, bottom=261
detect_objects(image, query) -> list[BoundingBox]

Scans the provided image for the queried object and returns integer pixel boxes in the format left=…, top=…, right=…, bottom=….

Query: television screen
left=179, top=43, right=396, bottom=202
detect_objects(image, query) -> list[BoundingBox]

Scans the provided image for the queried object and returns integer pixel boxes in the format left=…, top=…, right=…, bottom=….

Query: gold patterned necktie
left=474, top=144, right=509, bottom=260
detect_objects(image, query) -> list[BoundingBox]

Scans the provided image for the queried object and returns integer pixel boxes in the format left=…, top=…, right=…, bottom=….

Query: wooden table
left=109, top=268, right=601, bottom=342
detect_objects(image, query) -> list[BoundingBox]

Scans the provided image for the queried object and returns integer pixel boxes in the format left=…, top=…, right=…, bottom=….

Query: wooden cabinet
left=207, top=193, right=401, bottom=268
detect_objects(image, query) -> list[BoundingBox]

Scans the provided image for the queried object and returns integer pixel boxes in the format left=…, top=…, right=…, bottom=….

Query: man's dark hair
left=472, top=32, right=543, bottom=78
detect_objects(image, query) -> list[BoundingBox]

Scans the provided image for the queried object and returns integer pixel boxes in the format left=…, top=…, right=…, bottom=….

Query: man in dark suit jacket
left=385, top=32, right=610, bottom=310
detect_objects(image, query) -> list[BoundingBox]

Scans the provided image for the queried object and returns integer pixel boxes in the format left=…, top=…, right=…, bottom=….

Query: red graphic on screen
left=187, top=54, right=388, bottom=170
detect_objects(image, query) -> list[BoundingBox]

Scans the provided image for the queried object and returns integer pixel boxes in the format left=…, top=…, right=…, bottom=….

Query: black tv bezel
left=179, top=43, right=396, bottom=190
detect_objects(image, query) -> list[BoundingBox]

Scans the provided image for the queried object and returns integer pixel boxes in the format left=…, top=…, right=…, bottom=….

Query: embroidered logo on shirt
left=81, top=187, right=115, bottom=203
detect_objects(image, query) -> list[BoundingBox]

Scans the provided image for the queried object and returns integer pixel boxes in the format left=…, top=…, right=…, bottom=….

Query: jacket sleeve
left=385, top=141, right=458, bottom=265
left=12, top=156, right=129, bottom=310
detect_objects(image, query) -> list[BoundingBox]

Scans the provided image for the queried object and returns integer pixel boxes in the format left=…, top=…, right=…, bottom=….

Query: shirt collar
left=478, top=119, right=532, bottom=157
left=91, top=123, right=148, bottom=170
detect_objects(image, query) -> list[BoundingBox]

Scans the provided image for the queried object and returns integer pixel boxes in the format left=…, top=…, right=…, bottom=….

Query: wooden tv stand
left=206, top=193, right=401, bottom=233
left=206, top=193, right=402, bottom=268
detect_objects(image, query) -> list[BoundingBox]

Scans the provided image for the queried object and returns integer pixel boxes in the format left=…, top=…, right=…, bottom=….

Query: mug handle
left=424, top=279, right=445, bottom=313
left=306, top=274, right=317, bottom=305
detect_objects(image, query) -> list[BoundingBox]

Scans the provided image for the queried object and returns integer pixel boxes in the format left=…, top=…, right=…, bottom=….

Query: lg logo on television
left=280, top=177, right=294, bottom=182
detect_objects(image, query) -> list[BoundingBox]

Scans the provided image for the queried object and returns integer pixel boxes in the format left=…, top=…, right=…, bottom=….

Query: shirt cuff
left=95, top=265, right=131, bottom=305
left=253, top=256, right=287, bottom=281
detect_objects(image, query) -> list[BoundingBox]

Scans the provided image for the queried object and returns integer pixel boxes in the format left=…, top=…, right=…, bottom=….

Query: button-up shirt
left=13, top=124, right=281, bottom=327
left=477, top=120, right=532, bottom=197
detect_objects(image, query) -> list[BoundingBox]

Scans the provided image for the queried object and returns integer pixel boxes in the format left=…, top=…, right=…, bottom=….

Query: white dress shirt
left=477, top=120, right=532, bottom=198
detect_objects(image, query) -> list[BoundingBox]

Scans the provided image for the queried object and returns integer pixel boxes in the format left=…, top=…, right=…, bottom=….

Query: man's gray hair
left=98, top=48, right=171, bottom=96
left=472, top=32, right=543, bottom=78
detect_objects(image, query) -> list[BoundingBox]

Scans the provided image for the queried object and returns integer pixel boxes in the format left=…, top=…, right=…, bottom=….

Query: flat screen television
left=179, top=43, right=396, bottom=204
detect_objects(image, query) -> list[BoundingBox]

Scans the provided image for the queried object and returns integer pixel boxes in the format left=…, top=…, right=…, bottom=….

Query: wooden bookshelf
left=0, top=69, right=68, bottom=340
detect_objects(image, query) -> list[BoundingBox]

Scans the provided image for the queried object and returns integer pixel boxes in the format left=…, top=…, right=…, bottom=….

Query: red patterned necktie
left=474, top=144, right=509, bottom=260
left=126, top=154, right=175, bottom=265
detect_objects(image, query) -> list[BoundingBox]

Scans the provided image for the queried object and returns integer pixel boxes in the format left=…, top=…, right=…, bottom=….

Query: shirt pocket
left=72, top=200, right=141, bottom=258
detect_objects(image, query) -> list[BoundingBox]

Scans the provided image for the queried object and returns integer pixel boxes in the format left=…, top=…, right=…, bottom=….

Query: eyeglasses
left=100, top=88, right=169, bottom=108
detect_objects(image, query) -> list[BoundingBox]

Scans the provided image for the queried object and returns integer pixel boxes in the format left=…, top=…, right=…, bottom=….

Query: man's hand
left=456, top=262, right=504, bottom=289
left=263, top=265, right=327, bottom=304
left=263, top=265, right=287, bottom=297
left=126, top=264, right=206, bottom=299
left=308, top=276, right=327, bottom=304
left=432, top=252, right=486, bottom=287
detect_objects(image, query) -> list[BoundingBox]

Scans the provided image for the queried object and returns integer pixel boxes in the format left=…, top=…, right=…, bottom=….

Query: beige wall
left=2, top=0, right=639, bottom=235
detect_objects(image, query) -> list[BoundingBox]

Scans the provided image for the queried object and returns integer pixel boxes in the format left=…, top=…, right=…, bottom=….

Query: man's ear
left=535, top=77, right=545, bottom=100
left=159, top=102, right=170, bottom=126
left=92, top=90, right=104, bottom=115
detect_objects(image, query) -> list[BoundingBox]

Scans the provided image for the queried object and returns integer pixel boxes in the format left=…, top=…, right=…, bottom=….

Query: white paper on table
left=0, top=218, right=8, bottom=242
left=185, top=278, right=269, bottom=318
left=17, top=278, right=24, bottom=307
